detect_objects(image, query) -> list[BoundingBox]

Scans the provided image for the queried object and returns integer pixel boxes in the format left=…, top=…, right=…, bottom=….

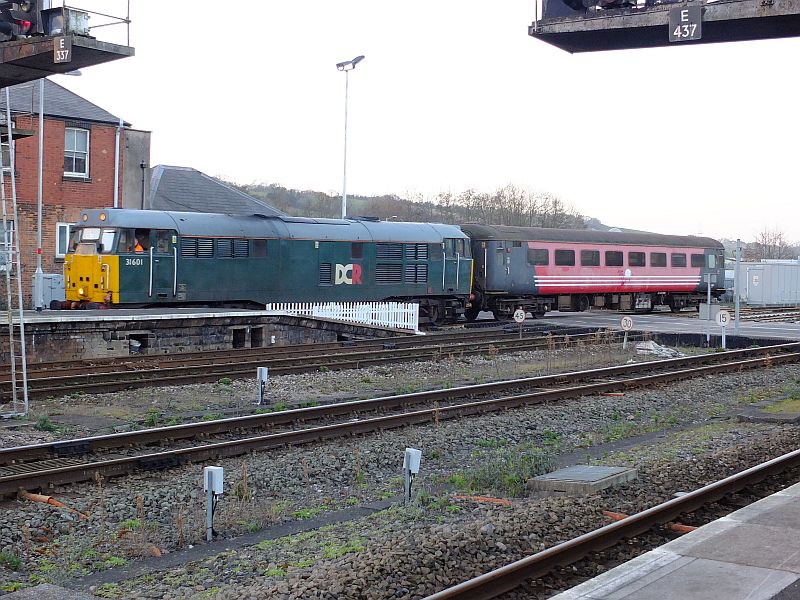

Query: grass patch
left=460, top=447, right=554, bottom=497
left=264, top=566, right=287, bottom=577
left=0, top=551, right=21, bottom=570
left=322, top=537, right=365, bottom=559
left=218, top=377, right=233, bottom=386
left=34, top=416, right=58, bottom=432
left=763, top=398, right=800, bottom=413
left=293, top=507, right=322, bottom=520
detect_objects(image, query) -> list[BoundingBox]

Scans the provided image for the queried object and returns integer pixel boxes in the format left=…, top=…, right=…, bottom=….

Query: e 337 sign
left=669, top=6, right=702, bottom=42
left=53, top=36, right=72, bottom=64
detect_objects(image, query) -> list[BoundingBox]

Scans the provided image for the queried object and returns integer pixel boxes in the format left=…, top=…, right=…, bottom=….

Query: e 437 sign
left=669, top=6, right=702, bottom=42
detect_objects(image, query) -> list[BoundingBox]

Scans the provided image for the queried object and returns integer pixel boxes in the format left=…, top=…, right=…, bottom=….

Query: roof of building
left=0, top=79, right=124, bottom=125
left=148, top=165, right=286, bottom=217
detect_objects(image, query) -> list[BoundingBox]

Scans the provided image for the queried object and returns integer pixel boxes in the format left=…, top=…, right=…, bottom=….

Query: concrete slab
left=725, top=494, right=800, bottom=531
left=530, top=465, right=637, bottom=494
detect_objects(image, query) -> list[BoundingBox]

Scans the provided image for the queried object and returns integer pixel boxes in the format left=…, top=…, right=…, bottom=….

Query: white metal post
left=706, top=276, right=711, bottom=346
left=341, top=69, right=349, bottom=220
left=34, top=79, right=44, bottom=311
left=734, top=239, right=741, bottom=336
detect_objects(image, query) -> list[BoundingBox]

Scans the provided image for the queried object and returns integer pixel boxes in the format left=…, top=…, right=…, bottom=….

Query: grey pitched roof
left=149, top=165, right=285, bottom=217
left=0, top=79, right=123, bottom=125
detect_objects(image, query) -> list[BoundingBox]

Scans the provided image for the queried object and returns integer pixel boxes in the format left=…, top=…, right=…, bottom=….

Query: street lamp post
left=335, top=55, right=364, bottom=220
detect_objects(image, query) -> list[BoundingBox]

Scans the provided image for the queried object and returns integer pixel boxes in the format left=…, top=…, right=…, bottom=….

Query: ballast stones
left=529, top=465, right=638, bottom=495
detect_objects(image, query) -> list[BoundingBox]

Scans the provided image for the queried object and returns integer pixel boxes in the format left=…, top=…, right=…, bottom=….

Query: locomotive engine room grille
left=197, top=238, right=214, bottom=258
left=319, top=263, right=332, bottom=285
left=376, top=243, right=403, bottom=261
left=181, top=238, right=198, bottom=258
left=404, top=264, right=428, bottom=284
left=233, top=239, right=250, bottom=258
left=376, top=263, right=403, bottom=284
left=216, top=239, right=233, bottom=258
left=404, top=243, right=428, bottom=261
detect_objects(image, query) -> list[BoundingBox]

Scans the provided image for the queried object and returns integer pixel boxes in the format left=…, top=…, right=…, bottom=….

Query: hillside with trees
left=227, top=181, right=586, bottom=229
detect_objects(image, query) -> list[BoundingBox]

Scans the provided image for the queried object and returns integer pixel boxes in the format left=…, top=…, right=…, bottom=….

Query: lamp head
left=336, top=55, right=366, bottom=71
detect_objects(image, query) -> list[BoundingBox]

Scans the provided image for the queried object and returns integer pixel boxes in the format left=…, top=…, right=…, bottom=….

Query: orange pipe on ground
left=19, top=490, right=88, bottom=519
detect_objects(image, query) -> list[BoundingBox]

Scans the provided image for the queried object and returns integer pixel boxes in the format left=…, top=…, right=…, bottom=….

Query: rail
left=265, top=301, right=420, bottom=333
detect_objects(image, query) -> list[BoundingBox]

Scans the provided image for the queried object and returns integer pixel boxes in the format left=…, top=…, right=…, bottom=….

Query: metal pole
left=34, top=79, right=44, bottom=311
left=0, top=90, right=18, bottom=413
left=706, top=278, right=711, bottom=346
left=341, top=69, right=349, bottom=220
left=206, top=473, right=214, bottom=542
left=734, top=239, right=741, bottom=336
left=113, top=117, right=121, bottom=208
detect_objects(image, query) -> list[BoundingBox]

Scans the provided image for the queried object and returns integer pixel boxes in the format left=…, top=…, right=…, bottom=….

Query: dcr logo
left=335, top=263, right=363, bottom=285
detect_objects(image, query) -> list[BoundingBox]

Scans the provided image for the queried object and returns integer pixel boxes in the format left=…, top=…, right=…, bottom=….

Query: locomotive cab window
left=650, top=252, right=667, bottom=267
left=580, top=250, right=600, bottom=267
left=671, top=253, right=687, bottom=267
left=76, top=227, right=116, bottom=255
left=605, top=251, right=623, bottom=267
left=628, top=252, right=646, bottom=267
left=554, top=249, right=575, bottom=266
left=691, top=253, right=705, bottom=268
left=155, top=231, right=172, bottom=254
left=527, top=248, right=548, bottom=266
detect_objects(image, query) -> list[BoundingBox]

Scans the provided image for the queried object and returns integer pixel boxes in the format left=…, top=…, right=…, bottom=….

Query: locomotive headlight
left=78, top=287, right=85, bottom=296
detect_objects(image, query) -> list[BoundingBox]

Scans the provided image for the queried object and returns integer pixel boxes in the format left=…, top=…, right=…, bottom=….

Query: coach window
left=650, top=252, right=667, bottom=267
left=605, top=251, right=623, bottom=267
left=691, top=253, right=705, bottom=268
left=554, top=249, right=575, bottom=266
left=527, top=248, right=548, bottom=265
left=707, top=254, right=716, bottom=269
left=671, top=253, right=687, bottom=267
left=253, top=239, right=267, bottom=258
left=352, top=242, right=364, bottom=259
left=628, top=252, right=646, bottom=267
left=580, top=250, right=600, bottom=267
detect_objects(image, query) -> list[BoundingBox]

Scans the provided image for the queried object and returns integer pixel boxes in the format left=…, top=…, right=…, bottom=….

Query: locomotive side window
left=580, top=250, right=600, bottom=267
left=628, top=252, right=646, bottom=267
left=691, top=253, right=705, bottom=268
left=555, top=249, right=575, bottom=266
left=527, top=248, right=548, bottom=265
left=454, top=239, right=466, bottom=256
left=605, top=251, right=623, bottom=267
left=352, top=242, right=364, bottom=259
left=671, top=253, right=687, bottom=267
left=155, top=231, right=171, bottom=254
left=98, top=229, right=115, bottom=254
left=253, top=239, right=267, bottom=257
left=650, top=252, right=667, bottom=267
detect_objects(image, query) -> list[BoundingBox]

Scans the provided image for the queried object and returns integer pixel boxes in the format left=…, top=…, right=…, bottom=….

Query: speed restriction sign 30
left=620, top=316, right=634, bottom=331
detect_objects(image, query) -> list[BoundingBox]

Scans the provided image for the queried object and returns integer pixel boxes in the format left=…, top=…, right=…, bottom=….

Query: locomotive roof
left=459, top=224, right=723, bottom=249
left=76, top=209, right=467, bottom=243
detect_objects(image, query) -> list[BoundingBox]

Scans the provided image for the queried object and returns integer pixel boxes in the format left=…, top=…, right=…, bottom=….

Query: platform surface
left=551, top=480, right=800, bottom=599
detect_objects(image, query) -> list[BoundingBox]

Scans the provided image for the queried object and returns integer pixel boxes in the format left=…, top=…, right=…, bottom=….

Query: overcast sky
left=59, top=1, right=799, bottom=242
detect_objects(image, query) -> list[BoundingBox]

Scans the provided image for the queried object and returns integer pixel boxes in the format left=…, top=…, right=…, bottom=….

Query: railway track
left=1, top=342, right=798, bottom=497
left=0, top=327, right=622, bottom=401
left=424, top=447, right=800, bottom=600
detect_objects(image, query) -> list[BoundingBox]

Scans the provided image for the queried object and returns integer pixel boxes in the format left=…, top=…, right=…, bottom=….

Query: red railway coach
left=460, top=224, right=726, bottom=321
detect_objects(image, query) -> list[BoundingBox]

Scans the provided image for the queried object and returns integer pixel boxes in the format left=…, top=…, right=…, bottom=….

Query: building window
left=1, top=141, right=12, bottom=172
left=64, top=127, right=89, bottom=177
left=56, top=222, right=73, bottom=258
left=0, top=220, right=13, bottom=271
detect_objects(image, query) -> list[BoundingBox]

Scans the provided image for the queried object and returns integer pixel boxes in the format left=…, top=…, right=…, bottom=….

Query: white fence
left=265, top=302, right=421, bottom=334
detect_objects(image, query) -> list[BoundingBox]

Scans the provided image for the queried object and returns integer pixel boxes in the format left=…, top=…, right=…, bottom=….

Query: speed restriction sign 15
left=716, top=310, right=730, bottom=328
left=620, top=316, right=634, bottom=331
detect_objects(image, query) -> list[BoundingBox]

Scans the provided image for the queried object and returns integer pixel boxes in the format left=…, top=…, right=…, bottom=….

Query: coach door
left=150, top=229, right=176, bottom=301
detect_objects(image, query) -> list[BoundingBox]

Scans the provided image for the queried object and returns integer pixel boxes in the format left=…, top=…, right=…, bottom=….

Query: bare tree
left=744, top=228, right=795, bottom=261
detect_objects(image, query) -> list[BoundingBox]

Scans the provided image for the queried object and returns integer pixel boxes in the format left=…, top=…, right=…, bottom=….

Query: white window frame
left=1, top=140, right=12, bottom=173
left=64, top=127, right=90, bottom=178
left=0, top=220, right=14, bottom=272
left=56, top=222, right=73, bottom=258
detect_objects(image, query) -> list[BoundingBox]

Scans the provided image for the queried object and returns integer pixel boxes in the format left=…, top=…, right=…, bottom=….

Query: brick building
left=0, top=79, right=150, bottom=307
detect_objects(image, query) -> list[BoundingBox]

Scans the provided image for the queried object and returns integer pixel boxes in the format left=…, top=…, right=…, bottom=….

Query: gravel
left=0, top=344, right=797, bottom=599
